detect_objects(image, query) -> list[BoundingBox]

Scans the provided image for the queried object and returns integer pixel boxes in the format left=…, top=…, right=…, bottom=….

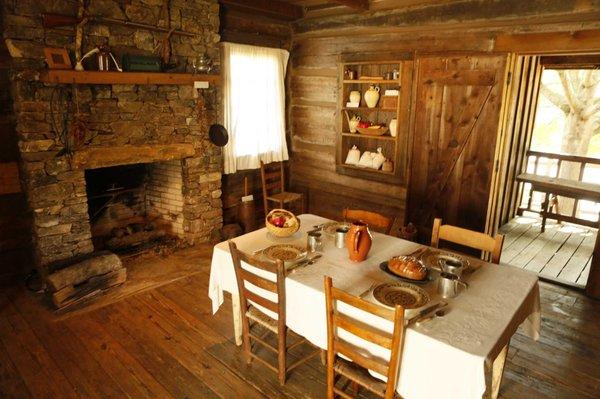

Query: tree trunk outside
left=554, top=71, right=599, bottom=217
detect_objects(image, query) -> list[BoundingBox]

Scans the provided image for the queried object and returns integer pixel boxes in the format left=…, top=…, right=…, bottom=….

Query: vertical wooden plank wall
left=487, top=56, right=542, bottom=231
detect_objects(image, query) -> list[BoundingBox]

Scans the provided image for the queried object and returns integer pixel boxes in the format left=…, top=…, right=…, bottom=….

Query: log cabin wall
left=218, top=2, right=293, bottom=229
left=0, top=12, right=32, bottom=283
left=287, top=0, right=600, bottom=234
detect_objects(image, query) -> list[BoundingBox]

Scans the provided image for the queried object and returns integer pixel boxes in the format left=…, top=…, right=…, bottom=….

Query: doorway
left=496, top=55, right=600, bottom=288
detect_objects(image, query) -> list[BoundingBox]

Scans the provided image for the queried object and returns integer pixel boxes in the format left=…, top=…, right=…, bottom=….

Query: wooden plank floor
left=1, top=244, right=599, bottom=398
left=499, top=216, right=597, bottom=288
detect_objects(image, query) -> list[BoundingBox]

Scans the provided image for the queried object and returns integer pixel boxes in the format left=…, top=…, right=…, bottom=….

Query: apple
left=271, top=216, right=287, bottom=227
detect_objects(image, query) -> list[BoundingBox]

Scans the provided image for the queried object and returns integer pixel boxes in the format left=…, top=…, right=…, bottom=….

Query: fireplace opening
left=84, top=160, right=185, bottom=253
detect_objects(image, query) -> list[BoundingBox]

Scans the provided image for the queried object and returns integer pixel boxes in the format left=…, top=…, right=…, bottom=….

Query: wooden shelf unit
left=343, top=79, right=400, bottom=84
left=336, top=59, right=413, bottom=185
left=37, top=70, right=221, bottom=86
left=342, top=106, right=397, bottom=112
left=342, top=163, right=396, bottom=175
left=341, top=132, right=396, bottom=141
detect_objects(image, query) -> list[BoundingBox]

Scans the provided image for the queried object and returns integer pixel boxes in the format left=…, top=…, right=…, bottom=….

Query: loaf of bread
left=388, top=256, right=427, bottom=281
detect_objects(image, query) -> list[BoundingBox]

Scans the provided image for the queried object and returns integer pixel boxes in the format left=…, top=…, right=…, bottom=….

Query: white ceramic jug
left=389, top=118, right=398, bottom=137
left=358, top=151, right=374, bottom=168
left=345, top=145, right=361, bottom=166
left=364, top=85, right=380, bottom=108
left=371, top=147, right=385, bottom=170
left=348, top=115, right=361, bottom=133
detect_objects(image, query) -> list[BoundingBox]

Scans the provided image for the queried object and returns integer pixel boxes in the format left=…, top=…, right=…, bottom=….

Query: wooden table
left=516, top=173, right=600, bottom=231
left=209, top=214, right=541, bottom=399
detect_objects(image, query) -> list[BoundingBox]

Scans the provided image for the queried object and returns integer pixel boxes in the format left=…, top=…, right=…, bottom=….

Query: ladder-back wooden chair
left=260, top=160, right=304, bottom=216
left=228, top=241, right=319, bottom=384
left=343, top=208, right=395, bottom=235
left=430, top=218, right=505, bottom=264
left=324, top=276, right=405, bottom=399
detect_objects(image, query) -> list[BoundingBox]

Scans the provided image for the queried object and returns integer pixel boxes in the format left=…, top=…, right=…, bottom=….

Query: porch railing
left=518, top=150, right=600, bottom=223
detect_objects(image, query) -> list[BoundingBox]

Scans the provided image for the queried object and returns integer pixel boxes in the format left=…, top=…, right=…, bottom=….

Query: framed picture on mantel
left=44, top=47, right=72, bottom=70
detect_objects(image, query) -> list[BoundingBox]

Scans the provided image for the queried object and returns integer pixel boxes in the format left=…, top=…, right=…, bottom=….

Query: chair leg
left=242, top=316, right=252, bottom=364
left=541, top=193, right=549, bottom=233
left=326, top=355, right=335, bottom=399
left=278, top=327, right=287, bottom=385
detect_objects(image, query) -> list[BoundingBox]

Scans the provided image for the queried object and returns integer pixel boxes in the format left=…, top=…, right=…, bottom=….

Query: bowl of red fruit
left=266, top=209, right=300, bottom=238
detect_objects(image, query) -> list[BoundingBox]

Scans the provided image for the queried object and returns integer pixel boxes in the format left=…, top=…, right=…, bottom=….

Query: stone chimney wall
left=2, top=0, right=223, bottom=273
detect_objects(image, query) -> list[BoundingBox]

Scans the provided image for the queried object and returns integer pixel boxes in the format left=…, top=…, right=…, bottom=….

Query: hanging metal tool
left=42, top=12, right=195, bottom=37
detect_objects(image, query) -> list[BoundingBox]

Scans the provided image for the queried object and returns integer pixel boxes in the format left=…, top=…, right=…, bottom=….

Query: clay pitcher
left=345, top=221, right=372, bottom=262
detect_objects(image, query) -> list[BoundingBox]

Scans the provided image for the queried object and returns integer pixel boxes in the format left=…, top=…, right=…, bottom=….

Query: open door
left=407, top=54, right=509, bottom=240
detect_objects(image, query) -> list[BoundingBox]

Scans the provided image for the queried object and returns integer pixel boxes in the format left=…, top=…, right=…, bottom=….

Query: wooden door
left=407, top=54, right=508, bottom=239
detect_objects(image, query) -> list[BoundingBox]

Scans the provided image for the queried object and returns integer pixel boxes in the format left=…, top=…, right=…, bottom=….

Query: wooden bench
left=516, top=173, right=600, bottom=232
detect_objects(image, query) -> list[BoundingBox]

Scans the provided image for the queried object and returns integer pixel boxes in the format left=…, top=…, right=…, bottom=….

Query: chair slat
left=431, top=218, right=505, bottom=264
left=343, top=208, right=394, bottom=235
left=333, top=387, right=355, bottom=399
left=439, top=224, right=497, bottom=251
left=249, top=352, right=279, bottom=372
left=264, top=171, right=281, bottom=181
left=249, top=332, right=278, bottom=353
left=335, top=341, right=389, bottom=376
left=240, top=269, right=278, bottom=293
left=334, top=313, right=393, bottom=349
left=265, top=181, right=281, bottom=191
left=244, top=289, right=278, bottom=313
left=235, top=250, right=279, bottom=273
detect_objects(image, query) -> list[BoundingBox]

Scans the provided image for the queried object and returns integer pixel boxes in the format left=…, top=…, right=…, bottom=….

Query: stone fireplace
left=4, top=0, right=223, bottom=276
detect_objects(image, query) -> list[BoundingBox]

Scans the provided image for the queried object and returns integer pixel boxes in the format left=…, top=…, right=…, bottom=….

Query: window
left=222, top=43, right=290, bottom=174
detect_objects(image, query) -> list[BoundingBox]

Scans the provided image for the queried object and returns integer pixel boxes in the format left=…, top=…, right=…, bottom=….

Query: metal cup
left=334, top=227, right=349, bottom=249
left=438, top=258, right=464, bottom=278
left=438, top=272, right=468, bottom=298
left=307, top=231, right=322, bottom=253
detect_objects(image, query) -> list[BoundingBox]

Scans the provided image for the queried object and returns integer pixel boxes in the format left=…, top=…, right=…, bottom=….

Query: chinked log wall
left=288, top=0, right=600, bottom=231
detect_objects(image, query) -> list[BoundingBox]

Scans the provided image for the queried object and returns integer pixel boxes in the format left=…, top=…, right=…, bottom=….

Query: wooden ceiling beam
left=219, top=0, right=304, bottom=21
left=331, top=0, right=369, bottom=10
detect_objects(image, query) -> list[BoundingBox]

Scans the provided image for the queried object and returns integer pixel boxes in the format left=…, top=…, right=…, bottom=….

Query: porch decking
left=499, top=215, right=596, bottom=287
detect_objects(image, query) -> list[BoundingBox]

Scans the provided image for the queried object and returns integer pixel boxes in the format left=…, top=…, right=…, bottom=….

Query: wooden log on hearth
left=51, top=268, right=127, bottom=309
left=46, top=251, right=123, bottom=291
left=105, top=229, right=166, bottom=250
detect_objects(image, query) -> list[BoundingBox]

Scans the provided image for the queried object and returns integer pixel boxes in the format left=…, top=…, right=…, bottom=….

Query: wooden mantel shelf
left=37, top=70, right=221, bottom=86
left=72, top=144, right=196, bottom=169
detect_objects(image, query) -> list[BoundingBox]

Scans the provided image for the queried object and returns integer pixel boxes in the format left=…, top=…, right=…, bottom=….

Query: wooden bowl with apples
left=265, top=209, right=300, bottom=238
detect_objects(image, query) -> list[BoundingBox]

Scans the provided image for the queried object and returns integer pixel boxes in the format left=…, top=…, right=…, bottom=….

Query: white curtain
left=222, top=42, right=290, bottom=174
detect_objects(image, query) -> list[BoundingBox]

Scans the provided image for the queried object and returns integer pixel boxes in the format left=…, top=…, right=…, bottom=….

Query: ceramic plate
left=419, top=250, right=470, bottom=271
left=263, top=244, right=307, bottom=265
left=372, top=282, right=430, bottom=309
left=321, top=221, right=351, bottom=236
left=379, top=262, right=431, bottom=285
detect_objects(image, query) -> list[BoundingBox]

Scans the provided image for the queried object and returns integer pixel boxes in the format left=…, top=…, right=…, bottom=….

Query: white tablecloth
left=209, top=214, right=541, bottom=399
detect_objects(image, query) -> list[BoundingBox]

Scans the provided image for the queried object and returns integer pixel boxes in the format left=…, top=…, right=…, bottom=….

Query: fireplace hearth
left=85, top=161, right=185, bottom=252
